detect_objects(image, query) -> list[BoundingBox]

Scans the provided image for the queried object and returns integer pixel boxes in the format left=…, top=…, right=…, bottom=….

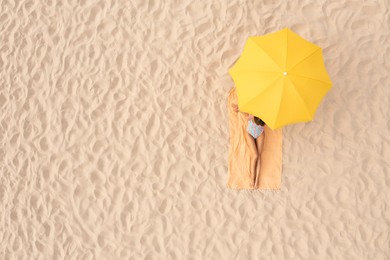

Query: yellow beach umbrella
left=229, top=28, right=332, bottom=130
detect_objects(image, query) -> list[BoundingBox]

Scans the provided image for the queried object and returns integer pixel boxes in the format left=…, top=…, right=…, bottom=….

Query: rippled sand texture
left=1, top=0, right=389, bottom=259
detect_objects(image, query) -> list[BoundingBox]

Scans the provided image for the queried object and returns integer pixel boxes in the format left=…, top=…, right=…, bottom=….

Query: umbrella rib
left=299, top=95, right=313, bottom=119
left=288, top=48, right=321, bottom=72
left=290, top=74, right=332, bottom=86
left=240, top=76, right=281, bottom=110
left=273, top=79, right=286, bottom=128
left=285, top=28, right=288, bottom=71
left=250, top=38, right=283, bottom=71
left=235, top=70, right=281, bottom=74
left=288, top=78, right=316, bottom=119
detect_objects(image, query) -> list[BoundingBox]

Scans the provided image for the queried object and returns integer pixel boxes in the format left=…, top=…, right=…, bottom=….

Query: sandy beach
left=1, top=0, right=389, bottom=259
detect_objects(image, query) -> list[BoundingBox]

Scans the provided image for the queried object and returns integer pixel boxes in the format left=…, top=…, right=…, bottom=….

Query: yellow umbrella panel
left=229, top=28, right=332, bottom=130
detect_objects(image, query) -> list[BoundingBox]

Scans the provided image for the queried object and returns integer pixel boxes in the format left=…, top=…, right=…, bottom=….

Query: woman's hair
left=254, top=116, right=265, bottom=126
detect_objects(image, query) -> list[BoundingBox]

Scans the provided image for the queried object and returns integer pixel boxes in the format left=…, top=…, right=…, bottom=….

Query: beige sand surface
left=1, top=0, right=389, bottom=259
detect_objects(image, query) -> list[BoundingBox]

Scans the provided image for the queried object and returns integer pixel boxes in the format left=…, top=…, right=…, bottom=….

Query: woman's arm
left=232, top=103, right=239, bottom=112
left=232, top=103, right=251, bottom=120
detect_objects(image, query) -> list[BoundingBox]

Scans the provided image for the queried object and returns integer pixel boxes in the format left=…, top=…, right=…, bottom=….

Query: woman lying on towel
left=231, top=103, right=265, bottom=185
left=227, top=87, right=282, bottom=189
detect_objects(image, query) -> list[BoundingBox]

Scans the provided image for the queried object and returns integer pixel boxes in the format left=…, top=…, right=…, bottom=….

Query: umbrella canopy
left=229, top=28, right=332, bottom=130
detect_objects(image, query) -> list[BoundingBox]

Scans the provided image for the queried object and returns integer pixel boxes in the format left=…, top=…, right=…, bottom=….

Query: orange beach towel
left=227, top=87, right=283, bottom=189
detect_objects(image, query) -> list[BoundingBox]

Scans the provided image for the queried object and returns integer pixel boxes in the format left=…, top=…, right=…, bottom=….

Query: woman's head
left=254, top=116, right=265, bottom=126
